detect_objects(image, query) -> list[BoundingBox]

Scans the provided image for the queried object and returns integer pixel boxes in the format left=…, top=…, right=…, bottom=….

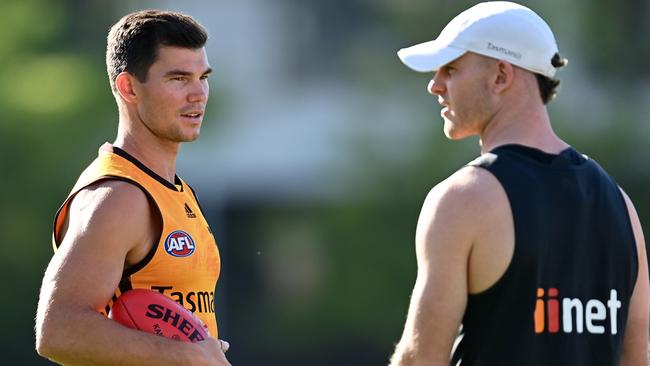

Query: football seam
left=122, top=302, right=142, bottom=331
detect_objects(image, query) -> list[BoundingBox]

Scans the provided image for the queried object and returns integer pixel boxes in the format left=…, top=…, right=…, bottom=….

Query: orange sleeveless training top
left=52, top=143, right=221, bottom=337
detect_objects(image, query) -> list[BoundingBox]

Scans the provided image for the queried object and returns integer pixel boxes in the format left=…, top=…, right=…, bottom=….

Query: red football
left=108, top=289, right=209, bottom=342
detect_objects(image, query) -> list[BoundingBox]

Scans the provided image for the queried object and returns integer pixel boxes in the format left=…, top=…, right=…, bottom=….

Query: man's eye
left=171, top=76, right=186, bottom=81
left=200, top=75, right=209, bottom=80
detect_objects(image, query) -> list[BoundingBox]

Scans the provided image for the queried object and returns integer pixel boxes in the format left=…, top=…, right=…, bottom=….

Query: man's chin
left=443, top=120, right=460, bottom=140
left=183, top=134, right=200, bottom=142
left=187, top=132, right=200, bottom=142
left=172, top=132, right=200, bottom=143
left=182, top=127, right=201, bottom=142
left=443, top=124, right=472, bottom=141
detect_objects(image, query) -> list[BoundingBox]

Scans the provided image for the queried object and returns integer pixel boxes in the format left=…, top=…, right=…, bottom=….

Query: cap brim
left=397, top=41, right=466, bottom=73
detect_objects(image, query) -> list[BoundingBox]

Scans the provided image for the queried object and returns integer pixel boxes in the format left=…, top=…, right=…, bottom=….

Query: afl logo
left=164, top=230, right=196, bottom=257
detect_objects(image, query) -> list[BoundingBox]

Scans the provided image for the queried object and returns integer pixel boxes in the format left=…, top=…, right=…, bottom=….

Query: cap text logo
left=487, top=42, right=522, bottom=60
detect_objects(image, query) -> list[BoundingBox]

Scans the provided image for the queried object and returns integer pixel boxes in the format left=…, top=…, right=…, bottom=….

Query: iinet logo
left=534, top=288, right=621, bottom=335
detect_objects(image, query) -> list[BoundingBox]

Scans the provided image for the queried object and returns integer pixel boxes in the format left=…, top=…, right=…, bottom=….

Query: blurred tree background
left=2, top=0, right=649, bottom=365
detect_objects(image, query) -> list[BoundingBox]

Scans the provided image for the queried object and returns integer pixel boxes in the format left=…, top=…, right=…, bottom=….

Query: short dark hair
left=106, top=10, right=208, bottom=91
left=535, top=53, right=568, bottom=104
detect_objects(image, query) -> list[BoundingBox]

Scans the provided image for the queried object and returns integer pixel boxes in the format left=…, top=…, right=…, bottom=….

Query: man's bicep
left=401, top=267, right=468, bottom=364
left=401, top=186, right=474, bottom=363
left=42, top=181, right=153, bottom=310
left=619, top=189, right=649, bottom=365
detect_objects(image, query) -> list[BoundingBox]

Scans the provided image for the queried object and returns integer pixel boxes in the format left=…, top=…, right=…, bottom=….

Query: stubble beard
left=168, top=124, right=201, bottom=143
left=444, top=85, right=492, bottom=140
left=139, top=113, right=201, bottom=144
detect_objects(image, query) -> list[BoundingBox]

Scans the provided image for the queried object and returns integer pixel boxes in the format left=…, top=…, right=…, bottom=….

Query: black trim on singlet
left=118, top=277, right=134, bottom=294
left=52, top=200, right=67, bottom=246
left=112, top=146, right=184, bottom=192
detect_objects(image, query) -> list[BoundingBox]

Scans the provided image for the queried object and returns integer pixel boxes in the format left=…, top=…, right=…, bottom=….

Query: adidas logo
left=184, top=203, right=197, bottom=218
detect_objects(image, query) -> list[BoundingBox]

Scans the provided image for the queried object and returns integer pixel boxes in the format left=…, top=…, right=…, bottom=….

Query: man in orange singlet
left=35, top=10, right=231, bottom=365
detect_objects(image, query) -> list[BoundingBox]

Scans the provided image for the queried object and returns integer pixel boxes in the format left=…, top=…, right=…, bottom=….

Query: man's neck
left=478, top=96, right=568, bottom=155
left=114, top=122, right=180, bottom=184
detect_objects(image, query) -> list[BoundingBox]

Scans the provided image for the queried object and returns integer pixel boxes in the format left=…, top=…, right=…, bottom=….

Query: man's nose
left=188, top=80, right=209, bottom=103
left=427, top=74, right=444, bottom=96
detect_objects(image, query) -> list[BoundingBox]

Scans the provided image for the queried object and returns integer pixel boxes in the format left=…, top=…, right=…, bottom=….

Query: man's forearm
left=37, top=306, right=204, bottom=366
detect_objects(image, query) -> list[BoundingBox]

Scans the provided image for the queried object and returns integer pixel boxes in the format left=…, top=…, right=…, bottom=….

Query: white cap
left=397, top=2, right=560, bottom=77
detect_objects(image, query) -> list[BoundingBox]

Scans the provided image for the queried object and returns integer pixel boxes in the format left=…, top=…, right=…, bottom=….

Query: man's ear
left=115, top=72, right=138, bottom=103
left=493, top=60, right=514, bottom=94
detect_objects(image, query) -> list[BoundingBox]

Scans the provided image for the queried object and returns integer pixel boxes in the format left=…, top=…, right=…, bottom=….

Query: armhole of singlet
left=614, top=186, right=639, bottom=289
left=464, top=164, right=520, bottom=298
left=52, top=176, right=164, bottom=279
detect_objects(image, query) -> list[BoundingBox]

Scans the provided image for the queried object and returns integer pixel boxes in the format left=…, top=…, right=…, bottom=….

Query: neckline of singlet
left=492, top=144, right=588, bottom=168
left=111, top=146, right=184, bottom=192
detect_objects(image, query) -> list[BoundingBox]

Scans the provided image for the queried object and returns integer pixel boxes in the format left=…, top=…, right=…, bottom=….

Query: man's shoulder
left=416, top=166, right=511, bottom=266
left=432, top=165, right=502, bottom=203
left=75, top=179, right=148, bottom=204
left=56, top=178, right=157, bottom=258
left=419, top=166, right=507, bottom=232
left=69, top=179, right=152, bottom=225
